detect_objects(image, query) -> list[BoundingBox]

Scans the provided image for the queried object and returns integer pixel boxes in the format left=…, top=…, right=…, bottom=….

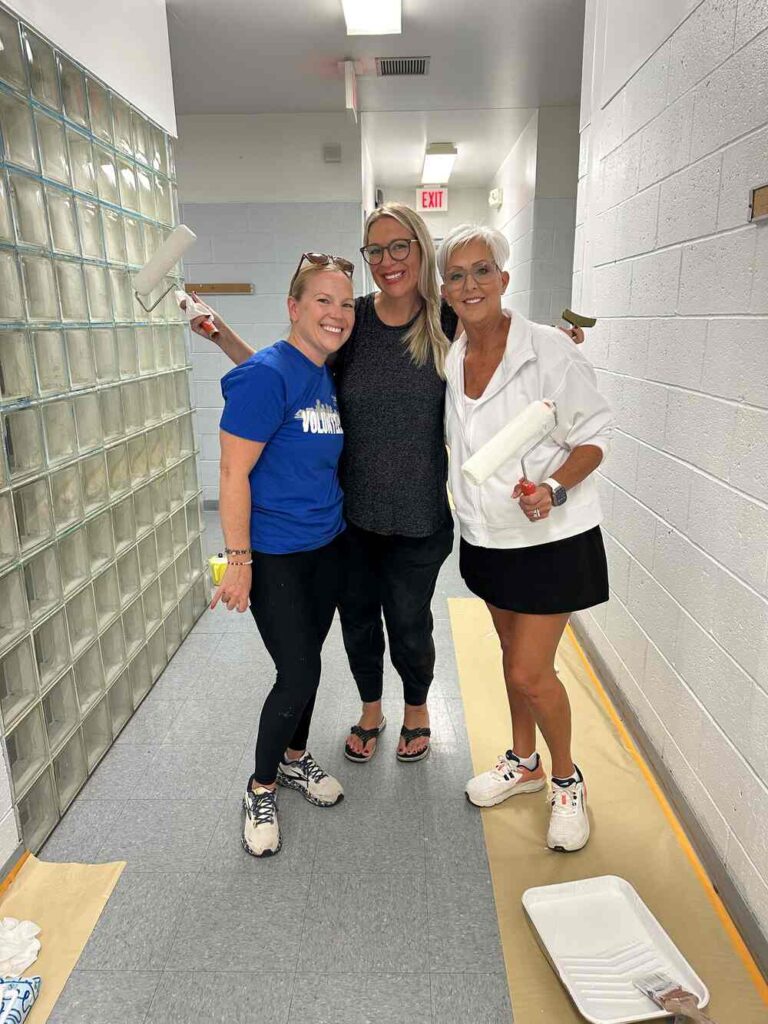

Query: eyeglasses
left=443, top=260, right=500, bottom=291
left=290, top=252, right=355, bottom=293
left=360, top=237, right=419, bottom=266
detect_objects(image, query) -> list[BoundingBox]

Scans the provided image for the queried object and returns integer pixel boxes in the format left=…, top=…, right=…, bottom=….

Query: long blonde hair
left=364, top=203, right=449, bottom=378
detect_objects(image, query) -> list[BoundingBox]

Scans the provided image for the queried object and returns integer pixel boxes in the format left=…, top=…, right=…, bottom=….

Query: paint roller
left=461, top=399, right=558, bottom=493
left=133, top=225, right=217, bottom=337
left=562, top=308, right=597, bottom=329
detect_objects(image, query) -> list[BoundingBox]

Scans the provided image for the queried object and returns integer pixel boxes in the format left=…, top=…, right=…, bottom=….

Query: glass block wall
left=0, top=3, right=209, bottom=853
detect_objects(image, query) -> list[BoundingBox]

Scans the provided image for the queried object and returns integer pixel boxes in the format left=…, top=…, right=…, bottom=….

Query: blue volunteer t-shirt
left=219, top=340, right=345, bottom=555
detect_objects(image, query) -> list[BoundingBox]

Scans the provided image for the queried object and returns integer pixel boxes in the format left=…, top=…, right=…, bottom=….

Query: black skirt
left=459, top=526, right=609, bottom=615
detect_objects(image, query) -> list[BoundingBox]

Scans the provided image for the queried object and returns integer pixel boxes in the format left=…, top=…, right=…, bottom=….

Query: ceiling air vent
left=375, top=56, right=430, bottom=77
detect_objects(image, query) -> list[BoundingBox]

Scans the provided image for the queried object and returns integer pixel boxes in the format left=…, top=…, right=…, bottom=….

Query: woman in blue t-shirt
left=202, top=255, right=354, bottom=857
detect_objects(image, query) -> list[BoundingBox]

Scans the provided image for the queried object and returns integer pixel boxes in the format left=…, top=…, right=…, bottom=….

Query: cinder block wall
left=575, top=0, right=768, bottom=941
left=489, top=108, right=579, bottom=323
left=181, top=202, right=364, bottom=503
left=488, top=114, right=539, bottom=318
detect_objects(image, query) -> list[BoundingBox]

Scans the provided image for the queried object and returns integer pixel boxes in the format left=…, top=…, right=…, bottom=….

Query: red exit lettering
left=417, top=188, right=448, bottom=212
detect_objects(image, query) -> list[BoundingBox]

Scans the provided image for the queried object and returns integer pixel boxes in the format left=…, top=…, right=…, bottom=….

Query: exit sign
left=416, top=187, right=449, bottom=212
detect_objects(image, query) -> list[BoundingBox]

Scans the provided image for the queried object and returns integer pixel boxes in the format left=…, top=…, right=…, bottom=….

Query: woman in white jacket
left=438, top=224, right=613, bottom=853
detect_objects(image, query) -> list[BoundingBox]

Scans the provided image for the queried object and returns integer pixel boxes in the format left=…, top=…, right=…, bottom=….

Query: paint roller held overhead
left=461, top=400, right=558, bottom=490
left=133, top=224, right=217, bottom=336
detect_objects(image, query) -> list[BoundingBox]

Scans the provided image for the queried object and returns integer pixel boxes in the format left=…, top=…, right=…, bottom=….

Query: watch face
left=552, top=485, right=567, bottom=506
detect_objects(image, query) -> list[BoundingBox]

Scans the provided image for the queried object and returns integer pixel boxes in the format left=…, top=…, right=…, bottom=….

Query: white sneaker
left=465, top=751, right=547, bottom=807
left=277, top=751, right=344, bottom=807
left=547, top=770, right=590, bottom=852
left=242, top=786, right=281, bottom=857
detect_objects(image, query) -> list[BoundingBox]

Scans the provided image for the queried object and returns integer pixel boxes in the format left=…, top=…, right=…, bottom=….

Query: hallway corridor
left=0, top=1, right=766, bottom=1019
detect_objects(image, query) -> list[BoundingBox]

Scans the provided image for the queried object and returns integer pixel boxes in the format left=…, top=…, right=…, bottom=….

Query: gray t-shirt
left=334, top=293, right=458, bottom=538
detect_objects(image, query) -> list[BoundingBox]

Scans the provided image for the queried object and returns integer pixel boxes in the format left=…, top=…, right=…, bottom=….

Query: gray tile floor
left=43, top=516, right=513, bottom=1023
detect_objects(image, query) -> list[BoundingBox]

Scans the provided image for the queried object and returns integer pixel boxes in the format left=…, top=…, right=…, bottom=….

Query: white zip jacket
left=445, top=312, right=613, bottom=549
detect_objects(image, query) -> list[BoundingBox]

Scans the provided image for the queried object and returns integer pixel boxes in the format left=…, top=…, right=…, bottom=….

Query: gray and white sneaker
left=277, top=751, right=344, bottom=807
left=242, top=786, right=281, bottom=857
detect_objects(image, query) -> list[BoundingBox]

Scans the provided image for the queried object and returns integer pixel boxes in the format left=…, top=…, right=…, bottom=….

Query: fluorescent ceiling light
left=341, top=0, right=401, bottom=35
left=421, top=143, right=457, bottom=184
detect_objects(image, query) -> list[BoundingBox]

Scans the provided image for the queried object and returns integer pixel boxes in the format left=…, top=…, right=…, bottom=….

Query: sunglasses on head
left=289, top=252, right=355, bottom=293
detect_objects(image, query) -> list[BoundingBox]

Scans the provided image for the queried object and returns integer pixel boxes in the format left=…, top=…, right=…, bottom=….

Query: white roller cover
left=461, top=399, right=556, bottom=486
left=133, top=225, right=197, bottom=296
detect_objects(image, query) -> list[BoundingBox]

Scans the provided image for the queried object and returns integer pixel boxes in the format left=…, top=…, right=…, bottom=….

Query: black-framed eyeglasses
left=290, top=252, right=355, bottom=293
left=360, top=237, right=419, bottom=266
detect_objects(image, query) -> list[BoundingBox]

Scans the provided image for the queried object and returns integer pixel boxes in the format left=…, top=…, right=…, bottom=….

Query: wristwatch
left=543, top=477, right=568, bottom=507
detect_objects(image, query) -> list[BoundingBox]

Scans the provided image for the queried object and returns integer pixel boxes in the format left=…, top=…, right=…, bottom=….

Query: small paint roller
left=133, top=224, right=217, bottom=337
left=461, top=399, right=558, bottom=493
left=562, top=308, right=597, bottom=329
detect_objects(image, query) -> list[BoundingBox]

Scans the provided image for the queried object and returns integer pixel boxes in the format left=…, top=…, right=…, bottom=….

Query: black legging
left=249, top=534, right=342, bottom=785
left=338, top=519, right=454, bottom=707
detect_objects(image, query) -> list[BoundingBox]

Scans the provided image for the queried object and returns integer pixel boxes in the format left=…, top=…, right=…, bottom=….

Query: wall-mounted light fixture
left=421, top=143, right=457, bottom=185
left=341, top=0, right=401, bottom=35
left=342, top=60, right=358, bottom=122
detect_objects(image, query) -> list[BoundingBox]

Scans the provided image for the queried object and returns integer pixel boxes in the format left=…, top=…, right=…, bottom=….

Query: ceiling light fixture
left=341, top=0, right=401, bottom=35
left=421, top=143, right=458, bottom=184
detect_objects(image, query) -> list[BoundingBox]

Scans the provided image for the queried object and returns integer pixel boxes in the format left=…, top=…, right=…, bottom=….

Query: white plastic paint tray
left=522, top=875, right=709, bottom=1024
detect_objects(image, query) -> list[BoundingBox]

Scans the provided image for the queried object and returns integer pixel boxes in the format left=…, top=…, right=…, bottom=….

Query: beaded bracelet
left=224, top=547, right=251, bottom=555
left=227, top=559, right=253, bottom=567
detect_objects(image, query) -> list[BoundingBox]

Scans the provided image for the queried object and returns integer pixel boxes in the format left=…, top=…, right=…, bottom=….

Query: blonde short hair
left=436, top=224, right=510, bottom=278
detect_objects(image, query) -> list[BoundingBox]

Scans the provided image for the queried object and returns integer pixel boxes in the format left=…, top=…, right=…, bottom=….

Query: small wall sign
left=750, top=184, right=768, bottom=222
left=416, top=187, right=449, bottom=212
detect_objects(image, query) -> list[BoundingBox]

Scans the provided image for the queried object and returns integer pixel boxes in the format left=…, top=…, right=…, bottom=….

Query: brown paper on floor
left=0, top=854, right=124, bottom=1023
left=449, top=597, right=768, bottom=1024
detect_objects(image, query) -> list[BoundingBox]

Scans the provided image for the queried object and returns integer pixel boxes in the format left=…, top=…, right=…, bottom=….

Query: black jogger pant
left=249, top=534, right=342, bottom=785
left=338, top=519, right=454, bottom=707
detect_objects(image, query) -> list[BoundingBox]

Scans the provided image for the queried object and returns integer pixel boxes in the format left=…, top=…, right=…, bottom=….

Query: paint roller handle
left=518, top=479, right=537, bottom=496
left=185, top=291, right=220, bottom=339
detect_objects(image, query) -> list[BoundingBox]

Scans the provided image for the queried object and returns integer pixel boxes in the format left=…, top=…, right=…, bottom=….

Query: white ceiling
left=362, top=108, right=536, bottom=188
left=166, top=0, right=584, bottom=187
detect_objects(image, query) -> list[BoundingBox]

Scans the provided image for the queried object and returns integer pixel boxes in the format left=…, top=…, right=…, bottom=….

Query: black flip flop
left=396, top=725, right=431, bottom=762
left=343, top=717, right=387, bottom=763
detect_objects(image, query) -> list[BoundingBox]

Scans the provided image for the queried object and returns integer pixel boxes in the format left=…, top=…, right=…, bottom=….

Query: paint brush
left=634, top=972, right=717, bottom=1022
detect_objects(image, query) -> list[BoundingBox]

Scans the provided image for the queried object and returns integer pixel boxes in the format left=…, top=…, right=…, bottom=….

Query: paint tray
left=522, top=875, right=709, bottom=1023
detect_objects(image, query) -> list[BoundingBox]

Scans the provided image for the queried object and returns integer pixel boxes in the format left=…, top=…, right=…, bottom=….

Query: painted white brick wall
left=577, top=0, right=768, bottom=938
left=181, top=202, right=364, bottom=503
left=529, top=197, right=578, bottom=323
left=489, top=109, right=579, bottom=323
left=501, top=200, right=535, bottom=317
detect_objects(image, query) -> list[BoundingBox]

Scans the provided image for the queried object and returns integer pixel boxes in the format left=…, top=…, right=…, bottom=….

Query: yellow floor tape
left=0, top=855, right=124, bottom=1023
left=449, top=597, right=768, bottom=1023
